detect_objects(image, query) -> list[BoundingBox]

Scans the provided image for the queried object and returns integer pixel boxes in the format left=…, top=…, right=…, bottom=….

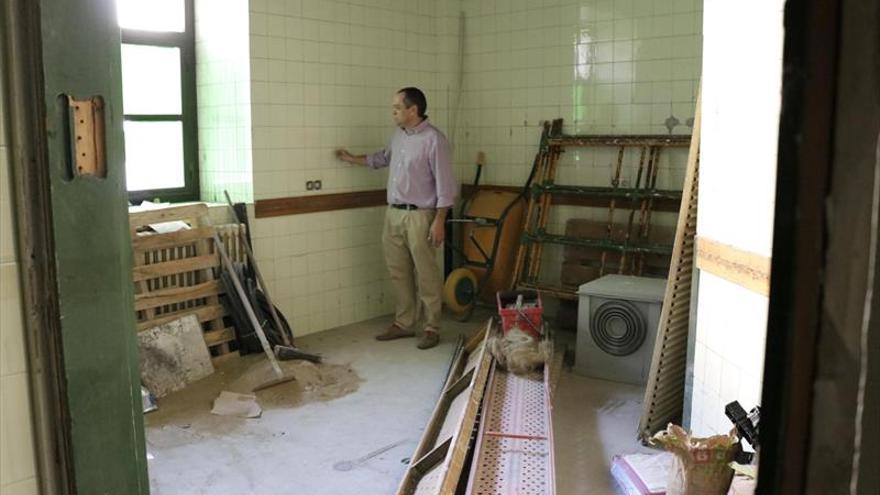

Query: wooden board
left=138, top=314, right=214, bottom=398
left=397, top=319, right=494, bottom=495
left=695, top=236, right=771, bottom=296
left=255, top=190, right=387, bottom=217
left=639, top=89, right=701, bottom=441
left=134, top=280, right=222, bottom=311
left=128, top=203, right=208, bottom=230
left=131, top=255, right=220, bottom=282
left=132, top=226, right=214, bottom=251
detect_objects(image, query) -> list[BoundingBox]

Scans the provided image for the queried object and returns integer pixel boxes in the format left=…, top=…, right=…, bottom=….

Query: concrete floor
left=145, top=313, right=654, bottom=494
left=553, top=372, right=657, bottom=494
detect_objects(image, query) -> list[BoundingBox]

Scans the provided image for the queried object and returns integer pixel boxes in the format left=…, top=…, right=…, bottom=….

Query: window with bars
left=117, top=0, right=198, bottom=201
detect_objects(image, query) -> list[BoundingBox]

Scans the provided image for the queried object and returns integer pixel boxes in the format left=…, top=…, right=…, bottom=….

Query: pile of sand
left=144, top=354, right=362, bottom=433
left=229, top=359, right=361, bottom=408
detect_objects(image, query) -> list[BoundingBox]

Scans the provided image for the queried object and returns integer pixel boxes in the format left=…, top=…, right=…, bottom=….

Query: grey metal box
left=576, top=275, right=666, bottom=385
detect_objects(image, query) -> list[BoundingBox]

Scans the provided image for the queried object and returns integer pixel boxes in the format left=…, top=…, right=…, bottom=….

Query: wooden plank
left=129, top=203, right=208, bottom=227
left=136, top=304, right=227, bottom=332
left=68, top=96, right=107, bottom=178
left=131, top=254, right=219, bottom=282
left=132, top=227, right=214, bottom=251
left=134, top=280, right=222, bottom=311
left=397, top=319, right=494, bottom=495
left=696, top=236, right=771, bottom=296
left=639, top=87, right=701, bottom=441
left=407, top=337, right=466, bottom=472
left=204, top=327, right=236, bottom=347
left=255, top=189, right=387, bottom=218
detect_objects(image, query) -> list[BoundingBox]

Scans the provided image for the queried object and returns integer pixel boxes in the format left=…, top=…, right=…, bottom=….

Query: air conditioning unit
left=576, top=275, right=666, bottom=385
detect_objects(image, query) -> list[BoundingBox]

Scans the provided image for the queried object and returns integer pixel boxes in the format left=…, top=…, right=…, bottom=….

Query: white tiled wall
left=457, top=0, right=702, bottom=288
left=248, top=0, right=461, bottom=200
left=250, top=207, right=391, bottom=335
left=196, top=0, right=255, bottom=203
left=0, top=38, right=40, bottom=495
left=689, top=0, right=784, bottom=437
left=246, top=0, right=463, bottom=336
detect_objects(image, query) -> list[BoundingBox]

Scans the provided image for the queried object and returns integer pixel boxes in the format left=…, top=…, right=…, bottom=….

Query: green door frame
left=1, top=0, right=148, bottom=493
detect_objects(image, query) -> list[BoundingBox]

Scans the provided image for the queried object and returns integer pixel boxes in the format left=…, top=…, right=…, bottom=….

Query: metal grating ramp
left=466, top=366, right=556, bottom=495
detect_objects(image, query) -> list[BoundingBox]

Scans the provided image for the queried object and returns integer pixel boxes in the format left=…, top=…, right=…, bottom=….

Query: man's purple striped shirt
left=366, top=118, right=459, bottom=209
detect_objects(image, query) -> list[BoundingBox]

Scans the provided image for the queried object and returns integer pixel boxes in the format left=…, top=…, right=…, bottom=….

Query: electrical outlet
left=306, top=181, right=314, bottom=190
left=314, top=180, right=322, bottom=190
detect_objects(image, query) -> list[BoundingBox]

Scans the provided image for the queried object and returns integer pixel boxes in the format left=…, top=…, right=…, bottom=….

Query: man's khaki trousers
left=382, top=207, right=443, bottom=330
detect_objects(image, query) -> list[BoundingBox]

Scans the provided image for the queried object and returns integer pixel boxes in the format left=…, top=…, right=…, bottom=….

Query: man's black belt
left=390, top=204, right=420, bottom=210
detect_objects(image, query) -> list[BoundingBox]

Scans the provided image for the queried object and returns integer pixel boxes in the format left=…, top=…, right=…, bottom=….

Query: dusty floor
left=145, top=312, right=654, bottom=494
left=553, top=372, right=657, bottom=494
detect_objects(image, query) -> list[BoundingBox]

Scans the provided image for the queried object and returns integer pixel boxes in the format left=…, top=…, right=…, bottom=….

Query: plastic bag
left=652, top=424, right=739, bottom=495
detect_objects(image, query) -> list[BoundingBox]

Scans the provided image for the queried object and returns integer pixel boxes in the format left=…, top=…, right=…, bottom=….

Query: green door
left=39, top=0, right=148, bottom=492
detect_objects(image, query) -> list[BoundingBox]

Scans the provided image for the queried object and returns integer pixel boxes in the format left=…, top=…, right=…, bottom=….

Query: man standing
left=336, top=87, right=458, bottom=350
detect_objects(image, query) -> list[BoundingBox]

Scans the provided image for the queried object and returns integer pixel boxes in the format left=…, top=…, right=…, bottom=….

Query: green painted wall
left=39, top=0, right=149, bottom=492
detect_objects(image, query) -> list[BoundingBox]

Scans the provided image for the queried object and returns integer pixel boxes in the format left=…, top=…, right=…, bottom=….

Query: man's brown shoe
left=376, top=324, right=415, bottom=341
left=417, top=330, right=440, bottom=349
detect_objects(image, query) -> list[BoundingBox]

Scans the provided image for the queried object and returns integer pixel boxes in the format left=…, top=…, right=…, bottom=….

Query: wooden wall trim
left=253, top=185, right=681, bottom=219
left=695, top=236, right=772, bottom=296
left=254, top=189, right=387, bottom=217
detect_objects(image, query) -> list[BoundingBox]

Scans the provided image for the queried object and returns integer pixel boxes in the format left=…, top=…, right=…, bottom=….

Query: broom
left=222, top=191, right=321, bottom=364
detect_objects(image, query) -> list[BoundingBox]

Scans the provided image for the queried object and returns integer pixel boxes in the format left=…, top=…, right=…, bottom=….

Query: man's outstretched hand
left=335, top=148, right=355, bottom=163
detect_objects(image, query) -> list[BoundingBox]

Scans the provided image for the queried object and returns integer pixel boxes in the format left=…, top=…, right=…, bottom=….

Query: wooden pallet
left=129, top=203, right=244, bottom=362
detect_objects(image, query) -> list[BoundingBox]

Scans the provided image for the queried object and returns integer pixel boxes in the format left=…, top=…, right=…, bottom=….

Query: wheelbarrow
left=442, top=152, right=531, bottom=320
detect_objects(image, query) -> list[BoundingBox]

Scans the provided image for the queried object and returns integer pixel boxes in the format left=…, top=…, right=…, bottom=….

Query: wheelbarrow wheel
left=444, top=268, right=478, bottom=317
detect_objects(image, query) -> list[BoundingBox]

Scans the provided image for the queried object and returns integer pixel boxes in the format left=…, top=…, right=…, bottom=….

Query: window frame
left=120, top=0, right=199, bottom=202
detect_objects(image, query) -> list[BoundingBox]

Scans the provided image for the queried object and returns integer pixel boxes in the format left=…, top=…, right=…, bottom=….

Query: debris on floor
left=141, top=386, right=158, bottom=414
left=211, top=391, right=261, bottom=418
left=144, top=354, right=361, bottom=432
left=138, top=314, right=215, bottom=398
left=333, top=439, right=408, bottom=472
left=610, top=452, right=672, bottom=495
left=487, top=325, right=552, bottom=377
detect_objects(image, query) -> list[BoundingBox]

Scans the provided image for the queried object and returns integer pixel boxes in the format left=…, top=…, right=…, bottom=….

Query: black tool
left=223, top=190, right=322, bottom=364
left=725, top=400, right=760, bottom=464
